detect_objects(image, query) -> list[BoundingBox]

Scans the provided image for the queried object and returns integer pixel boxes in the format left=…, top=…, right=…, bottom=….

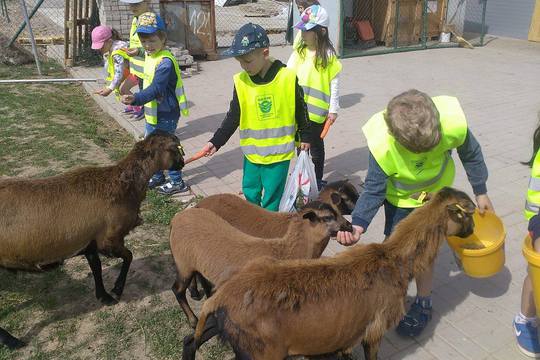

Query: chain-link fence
left=214, top=0, right=289, bottom=48
left=0, top=0, right=100, bottom=67
left=0, top=0, right=65, bottom=63
left=341, top=0, right=487, bottom=58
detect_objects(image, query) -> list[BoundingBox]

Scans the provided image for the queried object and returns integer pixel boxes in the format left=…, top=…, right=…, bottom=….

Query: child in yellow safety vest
left=336, top=89, right=495, bottom=337
left=514, top=117, right=540, bottom=358
left=287, top=4, right=341, bottom=190
left=121, top=13, right=190, bottom=195
left=91, top=26, right=130, bottom=101
left=197, top=23, right=312, bottom=211
left=120, top=0, right=152, bottom=120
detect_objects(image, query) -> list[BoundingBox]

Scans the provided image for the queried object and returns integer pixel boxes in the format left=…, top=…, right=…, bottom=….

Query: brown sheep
left=317, top=179, right=362, bottom=216
left=170, top=200, right=353, bottom=328
left=186, top=184, right=360, bottom=300
left=184, top=187, right=476, bottom=360
left=0, top=130, right=184, bottom=350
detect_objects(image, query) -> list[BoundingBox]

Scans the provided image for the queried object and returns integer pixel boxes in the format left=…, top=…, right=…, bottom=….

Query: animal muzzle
left=170, top=152, right=185, bottom=171
left=456, top=222, right=474, bottom=238
left=335, top=220, right=354, bottom=235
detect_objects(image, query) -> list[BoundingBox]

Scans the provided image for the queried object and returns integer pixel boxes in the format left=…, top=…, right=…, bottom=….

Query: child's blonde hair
left=384, top=89, right=441, bottom=153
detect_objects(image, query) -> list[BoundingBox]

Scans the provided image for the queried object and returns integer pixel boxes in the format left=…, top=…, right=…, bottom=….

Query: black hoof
left=0, top=331, right=26, bottom=350
left=111, top=286, right=123, bottom=298
left=188, top=287, right=204, bottom=301
left=99, top=292, right=119, bottom=306
left=182, top=334, right=196, bottom=360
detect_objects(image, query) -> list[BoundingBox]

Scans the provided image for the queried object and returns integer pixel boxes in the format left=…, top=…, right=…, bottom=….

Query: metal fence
left=214, top=0, right=289, bottom=48
left=0, top=0, right=99, bottom=69
left=0, top=0, right=65, bottom=63
left=340, top=0, right=487, bottom=58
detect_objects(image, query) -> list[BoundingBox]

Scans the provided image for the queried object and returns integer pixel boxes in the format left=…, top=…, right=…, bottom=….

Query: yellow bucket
left=523, top=236, right=540, bottom=317
left=447, top=210, right=505, bottom=278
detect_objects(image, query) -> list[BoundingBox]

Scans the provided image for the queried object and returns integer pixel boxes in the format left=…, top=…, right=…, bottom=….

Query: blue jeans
left=383, top=201, right=414, bottom=236
left=144, top=120, right=183, bottom=184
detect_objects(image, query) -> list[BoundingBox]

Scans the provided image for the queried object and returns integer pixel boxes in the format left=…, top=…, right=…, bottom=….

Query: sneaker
left=514, top=318, right=540, bottom=358
left=122, top=105, right=135, bottom=114
left=132, top=111, right=144, bottom=121
left=396, top=301, right=432, bottom=337
left=148, top=177, right=166, bottom=189
left=156, top=181, right=189, bottom=195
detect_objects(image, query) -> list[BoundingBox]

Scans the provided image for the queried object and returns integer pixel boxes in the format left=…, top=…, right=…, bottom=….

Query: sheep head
left=318, top=180, right=362, bottom=215
left=143, top=130, right=185, bottom=171
left=413, top=187, right=476, bottom=238
left=300, top=201, right=353, bottom=237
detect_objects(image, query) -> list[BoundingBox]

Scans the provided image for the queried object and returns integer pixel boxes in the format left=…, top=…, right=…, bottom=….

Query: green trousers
left=242, top=157, right=290, bottom=212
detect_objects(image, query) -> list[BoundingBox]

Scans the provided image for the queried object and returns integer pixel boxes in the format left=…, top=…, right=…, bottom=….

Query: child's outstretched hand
left=201, top=142, right=217, bottom=156
left=125, top=48, right=140, bottom=57
left=95, top=87, right=113, bottom=97
left=327, top=112, right=338, bottom=125
left=476, top=194, right=495, bottom=215
left=121, top=95, right=135, bottom=105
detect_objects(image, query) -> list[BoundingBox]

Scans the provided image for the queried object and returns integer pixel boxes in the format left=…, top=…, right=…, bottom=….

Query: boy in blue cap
left=121, top=12, right=190, bottom=195
left=197, top=23, right=312, bottom=211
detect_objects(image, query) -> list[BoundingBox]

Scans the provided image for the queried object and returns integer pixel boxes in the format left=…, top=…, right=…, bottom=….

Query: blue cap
left=223, top=23, right=270, bottom=57
left=136, top=12, right=166, bottom=34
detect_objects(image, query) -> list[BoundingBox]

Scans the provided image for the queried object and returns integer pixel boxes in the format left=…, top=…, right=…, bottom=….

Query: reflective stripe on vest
left=234, top=68, right=297, bottom=165
left=239, top=125, right=296, bottom=140
left=142, top=49, right=189, bottom=125
left=362, top=96, right=468, bottom=208
left=287, top=50, right=342, bottom=123
left=128, top=17, right=145, bottom=78
left=525, top=150, right=540, bottom=220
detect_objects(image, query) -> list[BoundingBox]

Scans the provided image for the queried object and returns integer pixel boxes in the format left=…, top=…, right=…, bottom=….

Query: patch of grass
left=0, top=62, right=133, bottom=177
left=141, top=192, right=201, bottom=225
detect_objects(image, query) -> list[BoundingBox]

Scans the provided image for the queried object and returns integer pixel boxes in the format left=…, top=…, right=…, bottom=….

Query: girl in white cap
left=287, top=4, right=342, bottom=190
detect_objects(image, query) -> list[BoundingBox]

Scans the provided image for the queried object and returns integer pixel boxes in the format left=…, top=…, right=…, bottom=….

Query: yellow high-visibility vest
left=288, top=50, right=342, bottom=123
left=363, top=96, right=468, bottom=208
left=105, top=49, right=129, bottom=98
left=234, top=67, right=296, bottom=164
left=142, top=49, right=189, bottom=125
left=525, top=150, right=540, bottom=220
left=128, top=17, right=145, bottom=78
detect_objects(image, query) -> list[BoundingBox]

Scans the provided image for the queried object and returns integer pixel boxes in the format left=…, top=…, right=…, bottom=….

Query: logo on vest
left=412, top=157, right=427, bottom=175
left=256, top=95, right=275, bottom=120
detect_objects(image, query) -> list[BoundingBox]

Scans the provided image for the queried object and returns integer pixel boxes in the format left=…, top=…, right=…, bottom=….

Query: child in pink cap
left=91, top=25, right=136, bottom=114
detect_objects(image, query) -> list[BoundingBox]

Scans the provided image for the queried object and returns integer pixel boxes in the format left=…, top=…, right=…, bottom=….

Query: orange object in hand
left=320, top=120, right=332, bottom=139
left=184, top=150, right=209, bottom=165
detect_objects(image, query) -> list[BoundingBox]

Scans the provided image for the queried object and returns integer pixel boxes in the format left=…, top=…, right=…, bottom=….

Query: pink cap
left=91, top=25, right=112, bottom=50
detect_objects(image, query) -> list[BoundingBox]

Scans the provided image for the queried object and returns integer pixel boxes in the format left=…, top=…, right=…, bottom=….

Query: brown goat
left=170, top=200, right=353, bottom=328
left=184, top=187, right=476, bottom=360
left=317, top=179, right=362, bottom=216
left=186, top=184, right=360, bottom=300
left=0, top=130, right=184, bottom=349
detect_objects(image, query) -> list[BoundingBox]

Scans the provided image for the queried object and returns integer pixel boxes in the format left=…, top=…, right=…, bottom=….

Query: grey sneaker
left=156, top=181, right=189, bottom=195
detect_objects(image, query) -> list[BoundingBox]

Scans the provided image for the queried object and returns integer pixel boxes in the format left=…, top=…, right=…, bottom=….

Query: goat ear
left=410, top=191, right=432, bottom=203
left=302, top=210, right=318, bottom=223
left=330, top=193, right=342, bottom=205
left=447, top=203, right=468, bottom=220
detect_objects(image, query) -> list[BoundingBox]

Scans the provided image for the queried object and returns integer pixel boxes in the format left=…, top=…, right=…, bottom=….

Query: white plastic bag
left=279, top=151, right=319, bottom=212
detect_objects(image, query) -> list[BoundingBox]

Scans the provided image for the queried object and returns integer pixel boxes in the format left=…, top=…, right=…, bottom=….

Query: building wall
left=483, top=0, right=535, bottom=39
